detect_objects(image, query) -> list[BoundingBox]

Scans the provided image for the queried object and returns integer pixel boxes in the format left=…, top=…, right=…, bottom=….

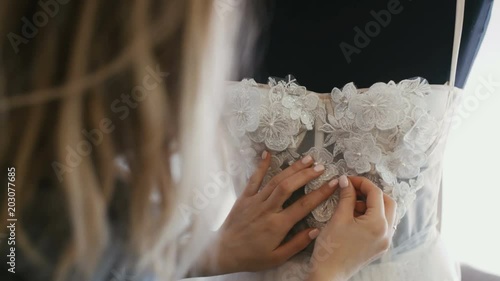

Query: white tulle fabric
left=203, top=230, right=460, bottom=281
left=191, top=76, right=461, bottom=281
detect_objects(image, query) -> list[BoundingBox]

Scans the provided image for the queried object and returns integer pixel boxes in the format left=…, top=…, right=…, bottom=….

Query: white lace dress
left=188, top=2, right=466, bottom=279
left=191, top=76, right=462, bottom=281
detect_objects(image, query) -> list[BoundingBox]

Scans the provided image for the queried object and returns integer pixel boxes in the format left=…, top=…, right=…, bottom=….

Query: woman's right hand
left=307, top=175, right=397, bottom=281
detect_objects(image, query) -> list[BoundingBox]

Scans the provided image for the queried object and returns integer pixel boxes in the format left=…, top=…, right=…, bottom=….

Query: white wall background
left=442, top=1, right=500, bottom=276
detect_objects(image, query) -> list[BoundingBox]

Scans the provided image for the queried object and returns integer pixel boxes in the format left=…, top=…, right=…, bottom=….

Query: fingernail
left=339, top=175, right=349, bottom=189
left=261, top=150, right=268, bottom=160
left=308, top=228, right=320, bottom=240
left=313, top=164, right=325, bottom=172
left=302, top=155, right=313, bottom=164
left=328, top=179, right=339, bottom=188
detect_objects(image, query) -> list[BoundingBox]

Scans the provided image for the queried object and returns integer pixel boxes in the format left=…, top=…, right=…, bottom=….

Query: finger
left=383, top=193, right=397, bottom=231
left=265, top=164, right=326, bottom=209
left=348, top=176, right=384, bottom=217
left=257, top=155, right=315, bottom=200
left=283, top=178, right=339, bottom=223
left=242, top=150, right=271, bottom=197
left=332, top=175, right=357, bottom=221
left=272, top=228, right=319, bottom=263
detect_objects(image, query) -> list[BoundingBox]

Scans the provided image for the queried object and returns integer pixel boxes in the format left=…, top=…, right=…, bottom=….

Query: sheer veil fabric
left=196, top=0, right=465, bottom=280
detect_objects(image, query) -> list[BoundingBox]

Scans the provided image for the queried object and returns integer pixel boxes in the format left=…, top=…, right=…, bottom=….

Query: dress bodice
left=223, top=76, right=460, bottom=251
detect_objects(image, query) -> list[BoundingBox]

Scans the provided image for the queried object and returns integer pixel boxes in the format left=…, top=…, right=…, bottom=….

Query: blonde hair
left=0, top=0, right=241, bottom=280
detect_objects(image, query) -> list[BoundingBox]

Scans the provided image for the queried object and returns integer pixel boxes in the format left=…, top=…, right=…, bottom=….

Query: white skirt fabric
left=190, top=230, right=460, bottom=281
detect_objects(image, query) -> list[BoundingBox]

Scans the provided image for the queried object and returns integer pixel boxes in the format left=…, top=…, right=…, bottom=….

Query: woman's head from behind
left=0, top=0, right=242, bottom=280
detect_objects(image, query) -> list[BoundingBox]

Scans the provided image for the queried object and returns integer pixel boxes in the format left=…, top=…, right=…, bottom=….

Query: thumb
left=333, top=175, right=356, bottom=219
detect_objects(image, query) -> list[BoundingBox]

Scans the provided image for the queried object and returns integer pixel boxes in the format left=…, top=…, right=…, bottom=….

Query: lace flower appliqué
left=269, top=77, right=322, bottom=130
left=225, top=79, right=261, bottom=137
left=249, top=102, right=300, bottom=151
left=377, top=148, right=427, bottom=184
left=331, top=82, right=356, bottom=120
left=281, top=92, right=320, bottom=130
left=234, top=136, right=258, bottom=179
left=397, top=77, right=432, bottom=97
left=404, top=110, right=439, bottom=152
left=384, top=180, right=418, bottom=221
left=349, top=83, right=407, bottom=131
left=343, top=134, right=382, bottom=174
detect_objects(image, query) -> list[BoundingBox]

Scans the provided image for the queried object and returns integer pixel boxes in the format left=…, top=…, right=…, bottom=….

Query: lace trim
left=224, top=76, right=441, bottom=226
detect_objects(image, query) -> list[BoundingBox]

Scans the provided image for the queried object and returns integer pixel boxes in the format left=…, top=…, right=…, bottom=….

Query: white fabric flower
left=394, top=182, right=416, bottom=207
left=249, top=102, right=300, bottom=151
left=349, top=83, right=407, bottom=131
left=409, top=174, right=425, bottom=191
left=376, top=148, right=427, bottom=180
left=331, top=82, right=356, bottom=120
left=404, top=110, right=439, bottom=152
left=225, top=79, right=261, bottom=137
left=268, top=76, right=305, bottom=103
left=269, top=82, right=286, bottom=103
left=343, top=134, right=382, bottom=174
left=320, top=113, right=357, bottom=148
left=281, top=92, right=319, bottom=130
left=335, top=159, right=357, bottom=176
left=386, top=181, right=417, bottom=221
left=376, top=162, right=398, bottom=186
left=269, top=77, right=320, bottom=130
left=397, top=78, right=432, bottom=97
left=235, top=136, right=258, bottom=179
